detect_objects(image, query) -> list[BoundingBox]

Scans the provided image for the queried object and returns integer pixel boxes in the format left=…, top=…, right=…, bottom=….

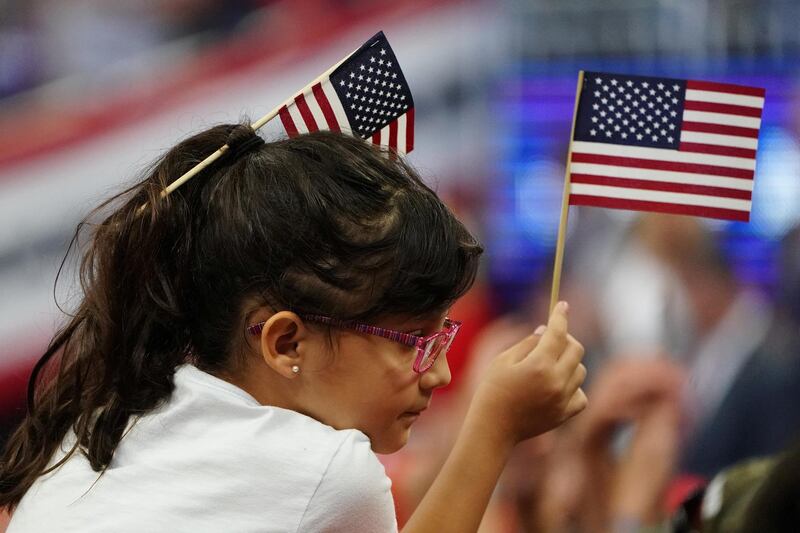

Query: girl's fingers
left=564, top=388, right=588, bottom=419
left=556, top=335, right=586, bottom=376
left=530, top=302, right=569, bottom=362
left=565, top=363, right=587, bottom=394
left=506, top=331, right=544, bottom=364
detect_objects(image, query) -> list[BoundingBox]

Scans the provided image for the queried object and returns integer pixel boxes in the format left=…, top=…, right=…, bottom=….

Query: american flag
left=568, top=71, right=765, bottom=221
left=278, top=32, right=414, bottom=154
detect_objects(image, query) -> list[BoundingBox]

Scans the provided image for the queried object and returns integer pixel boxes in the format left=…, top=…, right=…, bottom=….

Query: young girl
left=0, top=124, right=586, bottom=532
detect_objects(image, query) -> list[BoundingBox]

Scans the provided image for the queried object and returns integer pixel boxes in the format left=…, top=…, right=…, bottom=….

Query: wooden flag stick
left=159, top=98, right=283, bottom=199
left=145, top=44, right=361, bottom=209
left=549, top=70, right=585, bottom=313
left=162, top=77, right=319, bottom=197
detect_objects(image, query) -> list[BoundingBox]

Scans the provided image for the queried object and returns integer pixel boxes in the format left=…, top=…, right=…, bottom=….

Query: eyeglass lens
left=419, top=333, right=451, bottom=371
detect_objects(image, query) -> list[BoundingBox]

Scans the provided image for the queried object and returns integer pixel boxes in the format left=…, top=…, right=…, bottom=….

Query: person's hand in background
left=577, top=356, right=686, bottom=531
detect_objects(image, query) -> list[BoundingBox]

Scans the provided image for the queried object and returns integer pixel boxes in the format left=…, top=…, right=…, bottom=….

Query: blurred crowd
left=0, top=0, right=274, bottom=99
left=386, top=213, right=800, bottom=532
left=2, top=0, right=406, bottom=100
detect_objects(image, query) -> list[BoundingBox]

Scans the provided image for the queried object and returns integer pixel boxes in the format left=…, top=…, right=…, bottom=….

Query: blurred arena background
left=2, top=1, right=800, bottom=530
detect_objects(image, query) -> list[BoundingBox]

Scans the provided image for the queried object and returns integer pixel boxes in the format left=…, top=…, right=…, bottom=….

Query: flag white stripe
left=569, top=163, right=754, bottom=191
left=682, top=110, right=761, bottom=129
left=287, top=104, right=308, bottom=134
left=685, top=90, right=765, bottom=109
left=680, top=131, right=759, bottom=150
left=320, top=80, right=351, bottom=133
left=303, top=90, right=328, bottom=131
left=570, top=184, right=751, bottom=211
left=396, top=114, right=407, bottom=154
left=572, top=141, right=755, bottom=169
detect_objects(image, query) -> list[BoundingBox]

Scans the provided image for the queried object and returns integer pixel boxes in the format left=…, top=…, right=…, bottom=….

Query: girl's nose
left=420, top=352, right=452, bottom=390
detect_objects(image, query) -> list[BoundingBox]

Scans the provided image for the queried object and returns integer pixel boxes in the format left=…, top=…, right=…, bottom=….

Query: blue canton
left=573, top=72, right=687, bottom=150
left=329, top=32, right=414, bottom=139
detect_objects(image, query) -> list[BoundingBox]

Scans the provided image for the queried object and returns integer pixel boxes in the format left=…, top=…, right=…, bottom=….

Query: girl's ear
left=258, top=311, right=307, bottom=379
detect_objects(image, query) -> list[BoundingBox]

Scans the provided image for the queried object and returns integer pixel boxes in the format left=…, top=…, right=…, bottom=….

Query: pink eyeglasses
left=246, top=314, right=461, bottom=373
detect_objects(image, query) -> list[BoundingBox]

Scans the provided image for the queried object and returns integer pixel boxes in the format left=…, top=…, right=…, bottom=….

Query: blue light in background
left=488, top=59, right=800, bottom=311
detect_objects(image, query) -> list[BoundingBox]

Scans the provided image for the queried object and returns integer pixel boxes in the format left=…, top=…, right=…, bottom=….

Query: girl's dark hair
left=0, top=125, right=482, bottom=509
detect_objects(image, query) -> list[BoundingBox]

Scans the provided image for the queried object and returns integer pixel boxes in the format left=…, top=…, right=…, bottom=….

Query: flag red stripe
left=406, top=108, right=414, bottom=153
left=294, top=94, right=319, bottom=132
left=389, top=119, right=398, bottom=151
left=681, top=121, right=760, bottom=138
left=571, top=153, right=754, bottom=179
left=679, top=142, right=756, bottom=159
left=312, top=83, right=340, bottom=132
left=686, top=80, right=766, bottom=97
left=372, top=131, right=380, bottom=145
left=684, top=100, right=763, bottom=118
left=279, top=106, right=299, bottom=137
left=569, top=195, right=750, bottom=221
left=570, top=173, right=752, bottom=200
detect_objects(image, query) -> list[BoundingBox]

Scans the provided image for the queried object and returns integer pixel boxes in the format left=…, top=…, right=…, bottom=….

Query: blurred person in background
left=536, top=218, right=800, bottom=533
left=639, top=214, right=800, bottom=478
left=548, top=357, right=685, bottom=533
left=593, top=216, right=692, bottom=361
left=689, top=224, right=800, bottom=532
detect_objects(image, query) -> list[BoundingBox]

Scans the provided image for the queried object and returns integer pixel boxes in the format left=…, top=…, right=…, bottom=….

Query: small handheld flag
left=549, top=71, right=765, bottom=311
left=157, top=31, right=413, bottom=201
left=278, top=31, right=414, bottom=155
left=570, top=71, right=764, bottom=222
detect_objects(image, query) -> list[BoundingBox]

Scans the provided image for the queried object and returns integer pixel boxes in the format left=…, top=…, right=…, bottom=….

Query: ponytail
left=0, top=124, right=251, bottom=509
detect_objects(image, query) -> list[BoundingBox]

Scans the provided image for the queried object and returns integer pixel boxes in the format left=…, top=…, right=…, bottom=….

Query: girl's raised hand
left=470, top=301, right=587, bottom=447
left=402, top=302, right=587, bottom=533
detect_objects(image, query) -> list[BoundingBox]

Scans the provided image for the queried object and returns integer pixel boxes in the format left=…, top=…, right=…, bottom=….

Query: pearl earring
left=291, top=365, right=300, bottom=374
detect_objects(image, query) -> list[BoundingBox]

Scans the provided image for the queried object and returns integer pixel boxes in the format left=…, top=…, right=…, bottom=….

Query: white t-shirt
left=8, top=364, right=398, bottom=533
